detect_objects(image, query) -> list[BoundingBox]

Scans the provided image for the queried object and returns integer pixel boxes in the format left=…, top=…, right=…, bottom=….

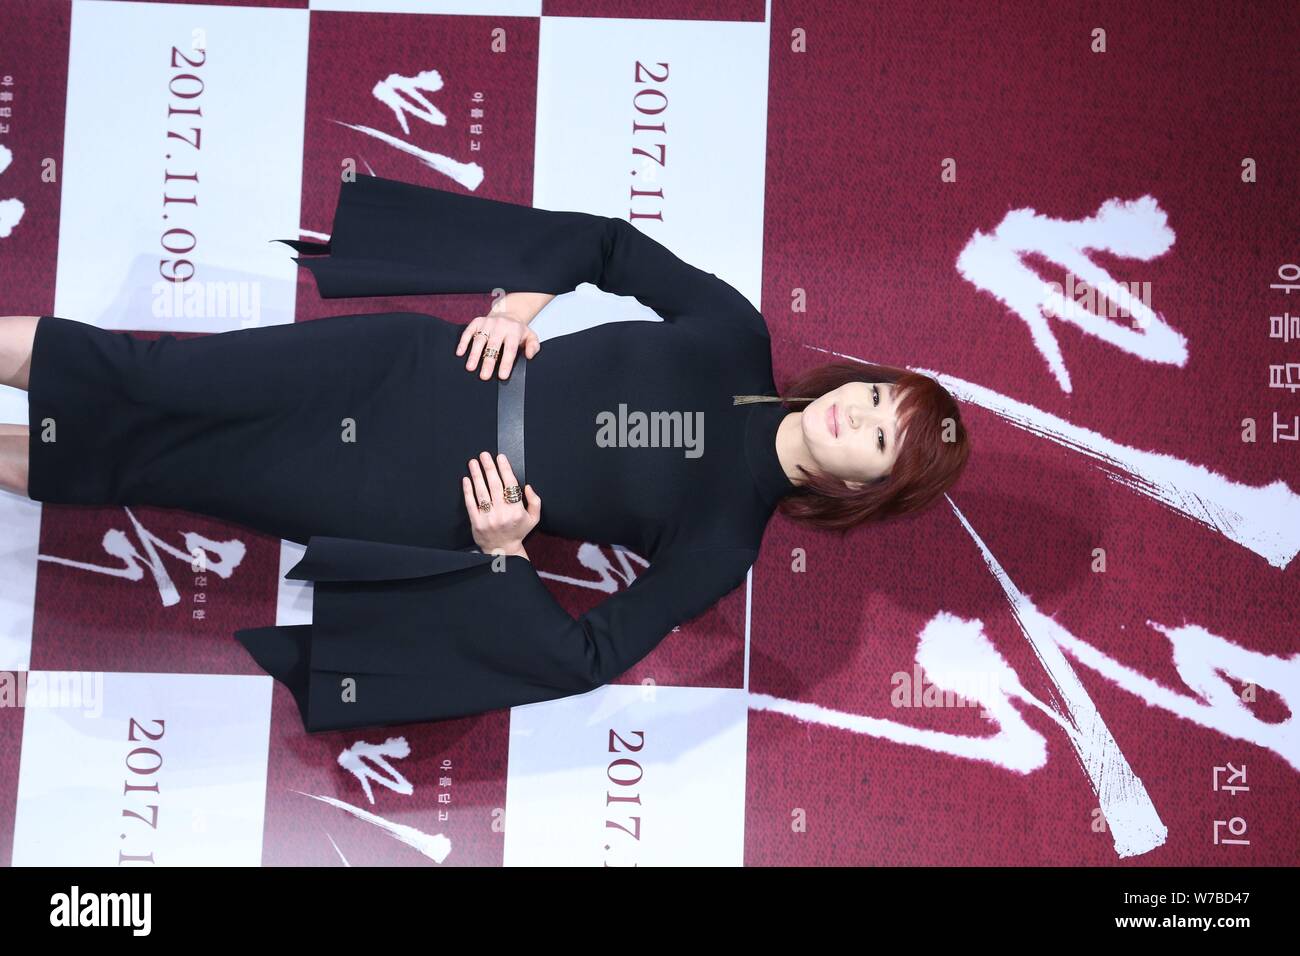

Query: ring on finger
left=469, top=459, right=493, bottom=511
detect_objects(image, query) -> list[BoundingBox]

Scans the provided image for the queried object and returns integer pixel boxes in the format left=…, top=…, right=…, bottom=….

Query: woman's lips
left=827, top=403, right=838, bottom=437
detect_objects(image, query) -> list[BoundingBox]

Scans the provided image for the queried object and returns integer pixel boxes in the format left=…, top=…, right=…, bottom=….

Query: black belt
left=497, top=354, right=526, bottom=488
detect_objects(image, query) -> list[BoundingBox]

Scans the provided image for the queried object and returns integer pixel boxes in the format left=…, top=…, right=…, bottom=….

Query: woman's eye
left=872, top=385, right=879, bottom=406
left=878, top=428, right=885, bottom=452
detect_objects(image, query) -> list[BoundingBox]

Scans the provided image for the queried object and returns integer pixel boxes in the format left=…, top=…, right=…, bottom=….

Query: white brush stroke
left=325, top=832, right=350, bottom=867
left=955, top=195, right=1183, bottom=392
left=337, top=736, right=414, bottom=805
left=293, top=790, right=451, bottom=864
left=950, top=496, right=1167, bottom=857
left=0, top=143, right=23, bottom=239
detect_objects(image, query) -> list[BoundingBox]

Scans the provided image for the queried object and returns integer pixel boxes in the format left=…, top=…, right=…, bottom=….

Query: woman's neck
left=774, top=411, right=811, bottom=486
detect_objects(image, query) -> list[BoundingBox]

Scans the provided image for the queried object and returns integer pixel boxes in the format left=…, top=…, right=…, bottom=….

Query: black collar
left=743, top=402, right=799, bottom=507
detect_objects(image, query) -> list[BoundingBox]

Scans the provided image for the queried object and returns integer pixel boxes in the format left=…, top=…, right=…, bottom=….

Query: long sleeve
left=234, top=536, right=758, bottom=733
left=276, top=173, right=770, bottom=339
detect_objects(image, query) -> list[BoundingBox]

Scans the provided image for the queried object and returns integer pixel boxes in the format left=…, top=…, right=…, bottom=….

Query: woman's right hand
left=457, top=296, right=546, bottom=381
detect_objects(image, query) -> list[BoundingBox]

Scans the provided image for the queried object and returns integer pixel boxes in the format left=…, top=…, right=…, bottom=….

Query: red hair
left=773, top=360, right=971, bottom=532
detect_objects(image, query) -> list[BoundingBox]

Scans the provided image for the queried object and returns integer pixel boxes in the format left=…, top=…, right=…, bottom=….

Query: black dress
left=26, top=173, right=799, bottom=732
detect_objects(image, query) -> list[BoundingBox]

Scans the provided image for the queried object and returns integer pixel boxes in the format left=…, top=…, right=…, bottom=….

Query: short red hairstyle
left=773, top=359, right=971, bottom=531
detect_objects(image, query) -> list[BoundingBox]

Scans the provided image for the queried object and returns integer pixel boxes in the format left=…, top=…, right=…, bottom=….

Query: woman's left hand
left=461, top=451, right=540, bottom=558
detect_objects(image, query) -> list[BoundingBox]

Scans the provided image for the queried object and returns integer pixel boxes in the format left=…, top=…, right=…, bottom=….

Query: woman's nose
left=850, top=404, right=880, bottom=435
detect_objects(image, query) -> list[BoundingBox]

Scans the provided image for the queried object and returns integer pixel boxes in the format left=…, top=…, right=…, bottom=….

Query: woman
left=0, top=173, right=970, bottom=733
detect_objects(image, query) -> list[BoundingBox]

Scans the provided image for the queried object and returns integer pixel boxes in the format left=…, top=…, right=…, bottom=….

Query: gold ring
left=477, top=499, right=492, bottom=512
left=504, top=484, right=523, bottom=504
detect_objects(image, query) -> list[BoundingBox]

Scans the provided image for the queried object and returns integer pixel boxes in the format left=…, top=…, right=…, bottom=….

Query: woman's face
left=800, top=381, right=905, bottom=489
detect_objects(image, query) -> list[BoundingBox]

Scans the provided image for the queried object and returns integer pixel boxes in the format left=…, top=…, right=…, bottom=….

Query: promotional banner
left=0, top=0, right=1294, bottom=868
